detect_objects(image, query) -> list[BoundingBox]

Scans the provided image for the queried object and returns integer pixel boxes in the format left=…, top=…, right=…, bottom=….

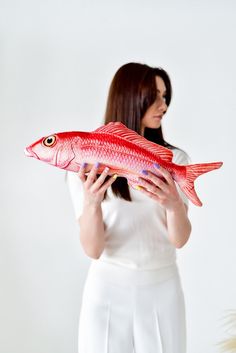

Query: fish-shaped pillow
left=24, top=122, right=223, bottom=206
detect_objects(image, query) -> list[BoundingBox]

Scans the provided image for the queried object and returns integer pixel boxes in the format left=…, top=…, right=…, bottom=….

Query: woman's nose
left=157, top=97, right=167, bottom=113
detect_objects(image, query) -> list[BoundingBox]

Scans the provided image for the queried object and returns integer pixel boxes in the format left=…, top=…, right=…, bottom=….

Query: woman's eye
left=158, top=94, right=166, bottom=102
left=156, top=94, right=166, bottom=102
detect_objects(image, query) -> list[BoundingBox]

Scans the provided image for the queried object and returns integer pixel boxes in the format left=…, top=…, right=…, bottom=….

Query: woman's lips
left=153, top=115, right=162, bottom=119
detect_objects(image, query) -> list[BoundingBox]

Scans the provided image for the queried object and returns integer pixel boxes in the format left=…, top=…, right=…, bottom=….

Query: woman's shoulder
left=171, top=147, right=191, bottom=165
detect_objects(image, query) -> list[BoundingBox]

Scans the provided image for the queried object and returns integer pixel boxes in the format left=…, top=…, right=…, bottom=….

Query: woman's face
left=140, top=76, right=168, bottom=135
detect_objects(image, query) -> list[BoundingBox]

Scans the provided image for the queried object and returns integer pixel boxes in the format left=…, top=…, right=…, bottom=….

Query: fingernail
left=104, top=167, right=109, bottom=173
left=112, top=174, right=118, bottom=180
left=95, top=162, right=100, bottom=168
left=141, top=169, right=148, bottom=175
left=153, top=163, right=160, bottom=169
left=135, top=185, right=141, bottom=190
left=81, top=162, right=87, bottom=168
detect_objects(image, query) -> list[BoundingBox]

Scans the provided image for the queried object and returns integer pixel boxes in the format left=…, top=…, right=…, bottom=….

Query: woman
left=67, top=62, right=192, bottom=353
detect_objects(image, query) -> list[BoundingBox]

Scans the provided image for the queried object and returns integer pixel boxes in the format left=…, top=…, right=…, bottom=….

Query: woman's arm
left=137, top=163, right=192, bottom=248
left=77, top=163, right=117, bottom=259
left=166, top=201, right=191, bottom=248
left=79, top=203, right=105, bottom=259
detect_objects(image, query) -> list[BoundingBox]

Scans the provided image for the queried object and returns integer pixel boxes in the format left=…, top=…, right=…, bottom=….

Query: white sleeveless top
left=67, top=148, right=190, bottom=270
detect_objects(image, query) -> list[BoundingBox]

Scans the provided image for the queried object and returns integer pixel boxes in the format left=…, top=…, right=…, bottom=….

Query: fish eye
left=43, top=135, right=56, bottom=147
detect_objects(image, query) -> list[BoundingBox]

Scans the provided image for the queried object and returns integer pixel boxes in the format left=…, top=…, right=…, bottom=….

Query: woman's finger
left=78, top=162, right=87, bottom=182
left=85, top=162, right=100, bottom=186
left=153, top=163, right=174, bottom=185
left=90, top=166, right=111, bottom=192
left=141, top=169, right=168, bottom=192
left=138, top=177, right=165, bottom=197
left=99, top=174, right=118, bottom=194
left=136, top=184, right=162, bottom=203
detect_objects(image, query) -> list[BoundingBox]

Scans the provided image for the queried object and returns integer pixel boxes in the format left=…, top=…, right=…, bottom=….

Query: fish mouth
left=24, top=147, right=39, bottom=159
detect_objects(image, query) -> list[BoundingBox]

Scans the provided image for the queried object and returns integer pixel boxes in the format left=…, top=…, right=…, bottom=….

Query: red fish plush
left=25, top=122, right=223, bottom=206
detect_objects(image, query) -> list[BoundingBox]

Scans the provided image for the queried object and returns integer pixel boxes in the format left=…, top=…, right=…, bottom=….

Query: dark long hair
left=104, top=62, right=176, bottom=201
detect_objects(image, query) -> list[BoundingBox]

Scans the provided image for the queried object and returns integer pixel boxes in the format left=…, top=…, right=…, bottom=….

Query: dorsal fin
left=93, top=122, right=173, bottom=162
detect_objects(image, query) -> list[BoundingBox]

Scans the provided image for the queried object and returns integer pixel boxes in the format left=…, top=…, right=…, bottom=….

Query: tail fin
left=179, top=162, right=223, bottom=206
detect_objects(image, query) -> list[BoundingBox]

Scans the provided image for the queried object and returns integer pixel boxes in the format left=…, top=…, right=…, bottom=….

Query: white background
left=0, top=0, right=235, bottom=352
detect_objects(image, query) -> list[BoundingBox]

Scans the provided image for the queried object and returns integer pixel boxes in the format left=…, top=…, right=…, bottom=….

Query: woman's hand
left=78, top=162, right=117, bottom=207
left=137, top=163, right=191, bottom=248
left=78, top=162, right=117, bottom=259
left=137, top=164, right=184, bottom=211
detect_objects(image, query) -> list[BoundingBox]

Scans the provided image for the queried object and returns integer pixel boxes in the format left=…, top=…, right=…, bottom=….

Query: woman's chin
left=149, top=122, right=162, bottom=129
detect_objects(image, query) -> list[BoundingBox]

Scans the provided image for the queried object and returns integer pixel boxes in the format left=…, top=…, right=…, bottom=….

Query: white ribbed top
left=67, top=148, right=190, bottom=270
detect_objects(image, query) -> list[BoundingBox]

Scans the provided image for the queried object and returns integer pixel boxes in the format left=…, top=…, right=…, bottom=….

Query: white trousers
left=78, top=260, right=186, bottom=353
